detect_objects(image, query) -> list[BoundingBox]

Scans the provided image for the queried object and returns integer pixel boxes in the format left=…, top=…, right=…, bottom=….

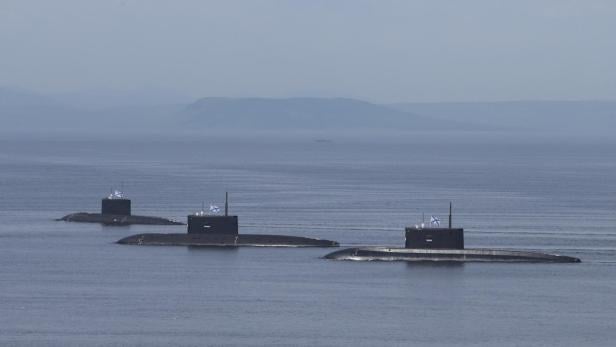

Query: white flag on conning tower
left=209, top=205, right=220, bottom=214
left=430, top=215, right=441, bottom=227
left=108, top=190, right=123, bottom=199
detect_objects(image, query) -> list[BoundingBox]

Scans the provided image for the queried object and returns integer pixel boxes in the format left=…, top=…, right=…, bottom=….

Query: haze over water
left=1, top=134, right=615, bottom=346
left=2, top=1, right=616, bottom=345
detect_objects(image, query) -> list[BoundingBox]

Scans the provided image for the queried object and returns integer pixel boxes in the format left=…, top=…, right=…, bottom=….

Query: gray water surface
left=1, top=135, right=615, bottom=346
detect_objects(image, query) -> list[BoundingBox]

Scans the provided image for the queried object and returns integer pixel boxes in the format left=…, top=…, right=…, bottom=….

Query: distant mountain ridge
left=0, top=87, right=79, bottom=131
left=0, top=87, right=185, bottom=133
left=183, top=97, right=449, bottom=130
left=0, top=87, right=68, bottom=115
left=391, top=100, right=616, bottom=133
left=2, top=86, right=615, bottom=136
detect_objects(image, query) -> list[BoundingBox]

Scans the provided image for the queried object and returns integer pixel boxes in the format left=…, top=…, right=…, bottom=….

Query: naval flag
left=430, top=215, right=441, bottom=227
left=209, top=205, right=221, bottom=214
left=108, top=190, right=124, bottom=199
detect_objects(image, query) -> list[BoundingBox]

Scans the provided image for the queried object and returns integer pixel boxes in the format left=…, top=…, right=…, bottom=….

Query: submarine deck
left=57, top=213, right=184, bottom=226
left=117, top=233, right=339, bottom=247
left=324, top=247, right=580, bottom=263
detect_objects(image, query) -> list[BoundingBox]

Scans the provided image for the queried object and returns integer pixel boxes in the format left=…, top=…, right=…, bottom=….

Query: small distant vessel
left=117, top=193, right=339, bottom=247
left=324, top=203, right=580, bottom=263
left=57, top=189, right=183, bottom=226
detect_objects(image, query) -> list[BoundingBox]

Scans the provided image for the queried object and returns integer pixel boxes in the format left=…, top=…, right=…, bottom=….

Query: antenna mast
left=449, top=202, right=452, bottom=229
left=225, top=192, right=229, bottom=216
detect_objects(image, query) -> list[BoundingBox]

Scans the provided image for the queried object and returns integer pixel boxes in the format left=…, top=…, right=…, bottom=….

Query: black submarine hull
left=324, top=247, right=581, bottom=263
left=117, top=233, right=339, bottom=247
left=57, top=213, right=184, bottom=226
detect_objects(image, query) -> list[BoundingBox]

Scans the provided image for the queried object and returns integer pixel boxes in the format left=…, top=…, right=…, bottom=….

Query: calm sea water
left=1, top=134, right=615, bottom=346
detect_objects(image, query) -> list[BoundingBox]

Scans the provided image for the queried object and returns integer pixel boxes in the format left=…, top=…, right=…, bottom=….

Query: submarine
left=117, top=193, right=339, bottom=247
left=324, top=203, right=580, bottom=263
left=57, top=190, right=183, bottom=226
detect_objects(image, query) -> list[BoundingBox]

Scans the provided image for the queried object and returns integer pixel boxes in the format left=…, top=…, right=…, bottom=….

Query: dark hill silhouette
left=183, top=97, right=452, bottom=130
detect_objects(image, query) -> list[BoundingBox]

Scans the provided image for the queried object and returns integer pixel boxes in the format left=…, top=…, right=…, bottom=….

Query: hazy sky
left=1, top=0, right=615, bottom=102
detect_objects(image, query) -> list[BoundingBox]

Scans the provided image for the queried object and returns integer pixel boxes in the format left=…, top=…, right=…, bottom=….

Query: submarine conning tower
left=101, top=190, right=131, bottom=216
left=187, top=192, right=238, bottom=235
left=404, top=227, right=464, bottom=249
left=405, top=202, right=464, bottom=249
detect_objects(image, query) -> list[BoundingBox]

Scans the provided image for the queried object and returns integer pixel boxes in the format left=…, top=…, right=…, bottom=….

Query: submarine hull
left=117, top=233, right=339, bottom=247
left=324, top=247, right=581, bottom=263
left=57, top=213, right=184, bottom=226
